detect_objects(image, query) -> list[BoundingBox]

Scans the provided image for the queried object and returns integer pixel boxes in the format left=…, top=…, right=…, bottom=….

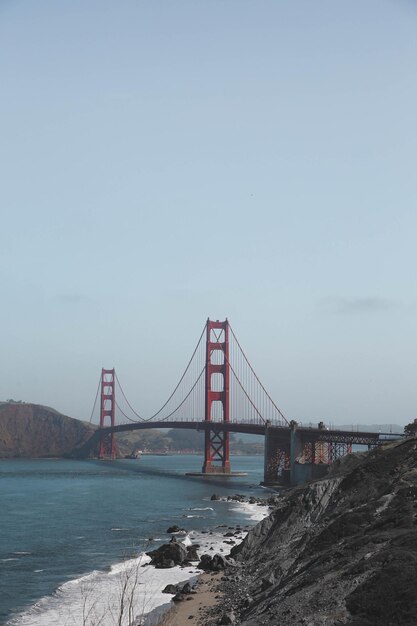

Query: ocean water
left=0, top=455, right=269, bottom=626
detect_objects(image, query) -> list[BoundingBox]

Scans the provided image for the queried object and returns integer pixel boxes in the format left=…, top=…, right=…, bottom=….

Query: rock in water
left=147, top=542, right=188, bottom=568
left=167, top=525, right=185, bottom=534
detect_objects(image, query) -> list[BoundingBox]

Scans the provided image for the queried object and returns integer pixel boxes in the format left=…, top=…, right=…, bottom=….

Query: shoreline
left=7, top=499, right=271, bottom=626
left=153, top=571, right=223, bottom=626
left=147, top=499, right=270, bottom=626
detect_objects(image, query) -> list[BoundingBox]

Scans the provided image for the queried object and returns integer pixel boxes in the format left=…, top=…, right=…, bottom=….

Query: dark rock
left=147, top=541, right=188, bottom=567
left=198, top=554, right=213, bottom=570
left=260, top=574, right=274, bottom=591
left=198, top=553, right=229, bottom=572
left=211, top=554, right=228, bottom=571
left=166, top=525, right=185, bottom=534
left=211, top=494, right=220, bottom=500
left=181, top=582, right=193, bottom=595
left=157, top=558, right=175, bottom=569
left=173, top=593, right=185, bottom=603
left=162, top=583, right=179, bottom=594
left=186, top=544, right=199, bottom=561
left=218, top=611, right=236, bottom=624
left=228, top=494, right=246, bottom=502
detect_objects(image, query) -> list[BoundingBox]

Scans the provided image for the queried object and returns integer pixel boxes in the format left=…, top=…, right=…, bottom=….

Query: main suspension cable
left=114, top=370, right=145, bottom=421
left=109, top=323, right=206, bottom=424
left=144, top=323, right=206, bottom=422
left=211, top=327, right=265, bottom=424
left=156, top=366, right=206, bottom=422
left=89, top=374, right=101, bottom=424
left=115, top=400, right=142, bottom=423
left=228, top=323, right=289, bottom=425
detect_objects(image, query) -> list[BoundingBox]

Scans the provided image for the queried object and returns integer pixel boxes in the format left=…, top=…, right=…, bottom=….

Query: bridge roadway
left=98, top=420, right=386, bottom=447
left=79, top=421, right=395, bottom=486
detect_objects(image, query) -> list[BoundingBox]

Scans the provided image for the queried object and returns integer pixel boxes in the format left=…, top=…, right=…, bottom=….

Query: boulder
left=181, top=582, right=193, bottom=595
left=198, top=554, right=213, bottom=570
left=173, top=593, right=185, bottom=603
left=186, top=544, right=199, bottom=561
left=167, top=525, right=185, bottom=534
left=198, top=553, right=230, bottom=571
left=162, top=583, right=179, bottom=594
left=147, top=541, right=188, bottom=568
left=218, top=611, right=236, bottom=624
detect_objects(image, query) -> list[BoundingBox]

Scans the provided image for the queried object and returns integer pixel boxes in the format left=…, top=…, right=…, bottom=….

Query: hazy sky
left=1, top=0, right=416, bottom=426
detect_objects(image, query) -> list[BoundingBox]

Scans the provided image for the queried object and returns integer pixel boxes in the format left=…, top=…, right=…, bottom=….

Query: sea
left=0, top=455, right=270, bottom=626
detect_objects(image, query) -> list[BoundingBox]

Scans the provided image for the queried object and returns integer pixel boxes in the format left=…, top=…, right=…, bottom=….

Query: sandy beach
left=156, top=572, right=223, bottom=626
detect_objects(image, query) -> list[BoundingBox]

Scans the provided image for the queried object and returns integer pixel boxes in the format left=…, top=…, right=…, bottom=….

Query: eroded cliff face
left=0, top=403, right=96, bottom=458
left=218, top=438, right=417, bottom=626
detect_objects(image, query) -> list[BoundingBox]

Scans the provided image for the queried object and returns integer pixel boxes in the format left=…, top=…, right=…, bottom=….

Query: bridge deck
left=98, top=420, right=394, bottom=446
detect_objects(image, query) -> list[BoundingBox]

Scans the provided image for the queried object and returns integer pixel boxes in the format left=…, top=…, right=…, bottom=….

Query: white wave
left=111, top=528, right=130, bottom=532
left=181, top=535, right=192, bottom=547
left=8, top=528, right=244, bottom=626
left=9, top=499, right=268, bottom=626
left=223, top=500, right=270, bottom=522
left=9, top=551, right=200, bottom=626
left=186, top=507, right=214, bottom=511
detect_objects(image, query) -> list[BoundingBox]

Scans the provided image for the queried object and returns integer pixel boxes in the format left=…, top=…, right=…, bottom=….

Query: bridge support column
left=290, top=420, right=303, bottom=486
left=202, top=319, right=231, bottom=474
left=263, top=423, right=290, bottom=485
left=98, top=368, right=116, bottom=459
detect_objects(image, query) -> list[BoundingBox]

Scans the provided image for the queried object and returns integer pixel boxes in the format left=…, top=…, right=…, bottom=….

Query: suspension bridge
left=80, top=319, right=393, bottom=486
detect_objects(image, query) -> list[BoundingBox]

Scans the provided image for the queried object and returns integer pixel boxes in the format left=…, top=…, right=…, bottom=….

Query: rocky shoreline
left=158, top=438, right=417, bottom=626
left=144, top=496, right=272, bottom=625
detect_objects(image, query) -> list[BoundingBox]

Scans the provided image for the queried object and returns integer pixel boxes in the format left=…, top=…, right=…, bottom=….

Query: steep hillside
left=204, top=437, right=416, bottom=626
left=0, top=403, right=96, bottom=458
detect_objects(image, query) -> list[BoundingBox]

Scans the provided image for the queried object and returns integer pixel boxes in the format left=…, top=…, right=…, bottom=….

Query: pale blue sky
left=1, top=0, right=416, bottom=426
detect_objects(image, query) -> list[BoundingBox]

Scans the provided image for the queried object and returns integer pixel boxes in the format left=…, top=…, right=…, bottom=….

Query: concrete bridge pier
left=262, top=422, right=291, bottom=486
left=263, top=421, right=330, bottom=487
left=289, top=421, right=329, bottom=486
left=289, top=420, right=303, bottom=482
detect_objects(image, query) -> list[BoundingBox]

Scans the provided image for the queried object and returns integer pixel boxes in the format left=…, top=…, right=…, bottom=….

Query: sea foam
left=8, top=501, right=269, bottom=626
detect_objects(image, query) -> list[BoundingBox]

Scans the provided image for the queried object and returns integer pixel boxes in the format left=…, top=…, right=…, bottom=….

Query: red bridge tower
left=98, top=368, right=116, bottom=459
left=202, top=319, right=231, bottom=474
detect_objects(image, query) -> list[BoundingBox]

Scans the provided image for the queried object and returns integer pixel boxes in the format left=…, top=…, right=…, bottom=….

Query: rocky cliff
left=0, top=402, right=96, bottom=458
left=207, top=437, right=416, bottom=626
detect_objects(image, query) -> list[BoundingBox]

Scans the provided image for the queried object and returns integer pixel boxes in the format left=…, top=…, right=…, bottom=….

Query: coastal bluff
left=200, top=437, right=417, bottom=626
left=0, top=402, right=95, bottom=458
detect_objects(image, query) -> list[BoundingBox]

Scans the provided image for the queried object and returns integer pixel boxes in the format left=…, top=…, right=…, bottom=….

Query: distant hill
left=0, top=402, right=96, bottom=458
left=0, top=402, right=267, bottom=458
left=3, top=402, right=399, bottom=459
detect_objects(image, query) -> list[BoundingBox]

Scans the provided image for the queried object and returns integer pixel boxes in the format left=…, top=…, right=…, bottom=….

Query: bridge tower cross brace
left=98, top=368, right=116, bottom=459
left=202, top=319, right=231, bottom=474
